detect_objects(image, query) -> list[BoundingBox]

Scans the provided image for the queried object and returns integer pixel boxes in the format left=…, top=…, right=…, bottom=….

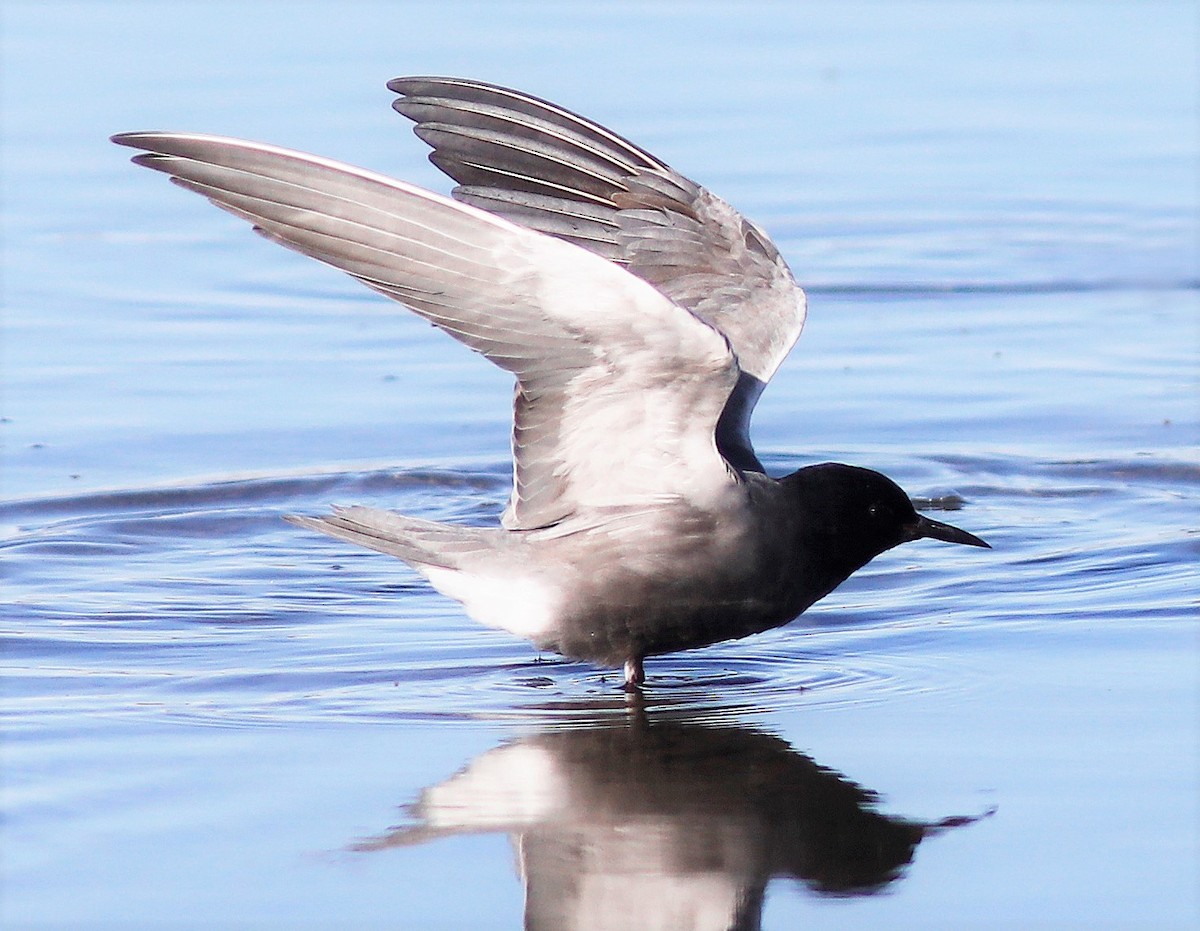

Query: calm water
left=3, top=2, right=1198, bottom=928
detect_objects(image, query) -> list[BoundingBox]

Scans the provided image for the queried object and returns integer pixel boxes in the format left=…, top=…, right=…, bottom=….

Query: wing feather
left=389, top=77, right=807, bottom=470
left=113, top=132, right=739, bottom=528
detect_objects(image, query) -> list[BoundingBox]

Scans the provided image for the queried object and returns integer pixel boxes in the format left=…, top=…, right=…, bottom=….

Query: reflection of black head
left=530, top=718, right=929, bottom=896
left=354, top=712, right=990, bottom=928
left=760, top=754, right=927, bottom=895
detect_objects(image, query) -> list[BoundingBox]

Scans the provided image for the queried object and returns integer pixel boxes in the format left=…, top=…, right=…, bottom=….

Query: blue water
left=3, top=2, right=1198, bottom=928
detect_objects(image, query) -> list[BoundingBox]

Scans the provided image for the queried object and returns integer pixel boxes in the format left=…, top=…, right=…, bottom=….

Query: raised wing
left=389, top=76, right=807, bottom=471
left=112, top=132, right=738, bottom=529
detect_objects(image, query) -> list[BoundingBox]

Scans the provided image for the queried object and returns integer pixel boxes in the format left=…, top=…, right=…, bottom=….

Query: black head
left=783, top=462, right=989, bottom=600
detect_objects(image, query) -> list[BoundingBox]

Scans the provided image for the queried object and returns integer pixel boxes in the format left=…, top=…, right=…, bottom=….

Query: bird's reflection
left=354, top=703, right=991, bottom=930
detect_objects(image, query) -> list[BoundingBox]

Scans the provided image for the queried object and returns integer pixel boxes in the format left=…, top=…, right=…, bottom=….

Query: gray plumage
left=389, top=77, right=806, bottom=471
left=113, top=76, right=987, bottom=686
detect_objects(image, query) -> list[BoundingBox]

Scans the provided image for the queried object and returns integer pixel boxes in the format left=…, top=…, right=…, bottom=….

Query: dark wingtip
left=111, top=132, right=169, bottom=154
left=386, top=75, right=459, bottom=95
left=386, top=75, right=423, bottom=94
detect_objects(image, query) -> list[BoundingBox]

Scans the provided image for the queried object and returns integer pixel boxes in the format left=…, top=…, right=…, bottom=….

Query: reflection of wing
left=354, top=739, right=754, bottom=931
left=519, top=830, right=752, bottom=931
left=112, top=133, right=738, bottom=529
left=352, top=722, right=989, bottom=928
left=390, top=77, right=808, bottom=470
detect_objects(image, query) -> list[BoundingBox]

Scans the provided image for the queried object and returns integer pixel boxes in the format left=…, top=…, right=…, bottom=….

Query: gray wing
left=112, top=133, right=738, bottom=529
left=389, top=76, right=807, bottom=471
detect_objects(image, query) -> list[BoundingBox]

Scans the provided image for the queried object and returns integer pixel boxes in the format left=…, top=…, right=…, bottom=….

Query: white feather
left=421, top=565, right=559, bottom=639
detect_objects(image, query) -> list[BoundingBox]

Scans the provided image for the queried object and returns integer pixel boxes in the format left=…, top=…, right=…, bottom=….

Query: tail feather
left=286, top=506, right=499, bottom=570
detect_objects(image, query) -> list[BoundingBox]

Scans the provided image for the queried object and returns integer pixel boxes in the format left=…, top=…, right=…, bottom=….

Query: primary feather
left=112, top=130, right=741, bottom=530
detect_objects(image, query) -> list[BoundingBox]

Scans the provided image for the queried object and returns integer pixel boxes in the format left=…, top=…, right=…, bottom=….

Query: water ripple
left=3, top=451, right=1194, bottom=728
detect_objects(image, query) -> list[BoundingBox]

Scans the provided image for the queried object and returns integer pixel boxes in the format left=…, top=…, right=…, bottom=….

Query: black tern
left=113, top=76, right=989, bottom=687
left=355, top=715, right=991, bottom=916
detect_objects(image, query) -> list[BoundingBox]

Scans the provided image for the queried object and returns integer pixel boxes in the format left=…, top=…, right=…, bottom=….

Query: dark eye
left=867, top=503, right=881, bottom=519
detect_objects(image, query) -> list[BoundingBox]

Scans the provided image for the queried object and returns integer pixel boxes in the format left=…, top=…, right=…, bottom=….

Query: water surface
left=3, top=2, right=1197, bottom=928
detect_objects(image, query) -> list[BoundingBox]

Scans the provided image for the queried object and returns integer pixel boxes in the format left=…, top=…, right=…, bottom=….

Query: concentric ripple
left=3, top=451, right=1193, bottom=730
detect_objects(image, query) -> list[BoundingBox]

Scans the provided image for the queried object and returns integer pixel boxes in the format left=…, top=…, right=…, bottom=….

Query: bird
left=113, top=75, right=989, bottom=688
left=353, top=714, right=985, bottom=921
